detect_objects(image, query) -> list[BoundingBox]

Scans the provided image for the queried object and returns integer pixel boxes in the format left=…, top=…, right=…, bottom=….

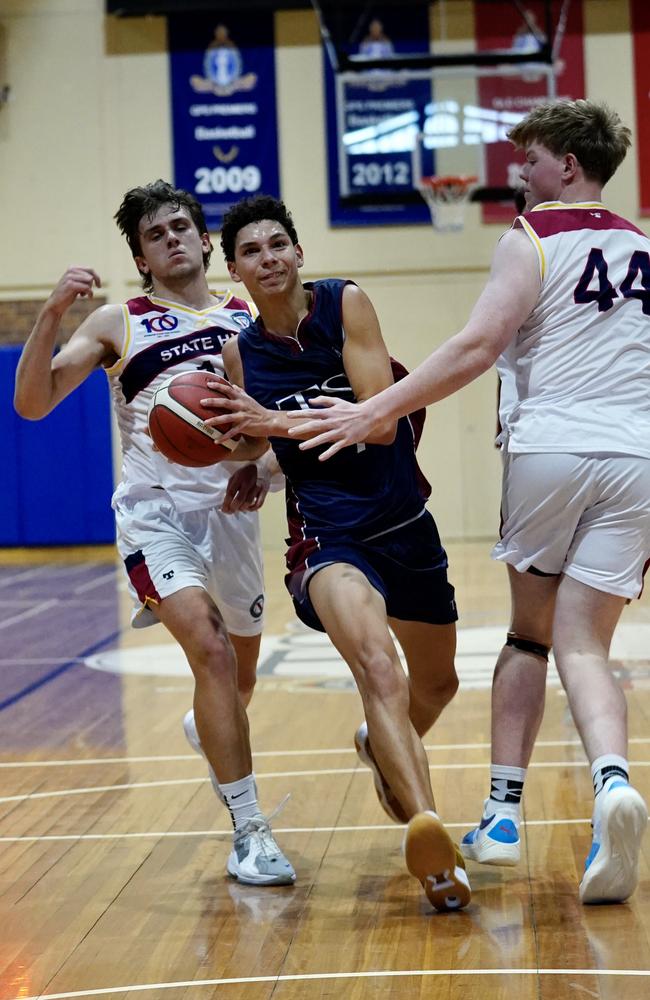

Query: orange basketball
left=147, top=370, right=240, bottom=467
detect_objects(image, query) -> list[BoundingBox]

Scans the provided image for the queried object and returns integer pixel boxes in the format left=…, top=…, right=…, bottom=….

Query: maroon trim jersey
left=497, top=201, right=650, bottom=457
left=106, top=291, right=256, bottom=512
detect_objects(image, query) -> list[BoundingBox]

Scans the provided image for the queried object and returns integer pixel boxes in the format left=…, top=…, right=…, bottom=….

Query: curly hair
left=114, top=180, right=213, bottom=292
left=220, top=195, right=299, bottom=262
left=508, top=99, right=631, bottom=186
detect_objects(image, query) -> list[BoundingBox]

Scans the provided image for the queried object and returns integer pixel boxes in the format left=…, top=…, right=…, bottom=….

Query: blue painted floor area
left=0, top=562, right=125, bottom=752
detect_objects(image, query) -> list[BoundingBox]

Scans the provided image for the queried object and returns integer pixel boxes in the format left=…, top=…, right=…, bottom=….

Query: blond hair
left=508, top=99, right=631, bottom=186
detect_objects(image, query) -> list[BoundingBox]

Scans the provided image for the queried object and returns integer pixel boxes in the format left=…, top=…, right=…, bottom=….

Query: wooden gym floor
left=0, top=541, right=649, bottom=1000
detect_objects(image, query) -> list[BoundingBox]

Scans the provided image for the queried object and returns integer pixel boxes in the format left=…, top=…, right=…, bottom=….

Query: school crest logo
left=190, top=24, right=257, bottom=97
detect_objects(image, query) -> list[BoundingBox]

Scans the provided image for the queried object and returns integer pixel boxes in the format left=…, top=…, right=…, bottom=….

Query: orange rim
left=419, top=174, right=479, bottom=192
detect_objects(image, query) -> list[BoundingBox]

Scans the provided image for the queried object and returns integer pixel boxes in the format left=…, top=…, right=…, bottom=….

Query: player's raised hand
left=47, top=267, right=102, bottom=317
left=287, top=395, right=377, bottom=460
left=201, top=379, right=276, bottom=439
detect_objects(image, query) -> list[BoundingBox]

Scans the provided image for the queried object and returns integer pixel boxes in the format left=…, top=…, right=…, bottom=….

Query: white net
left=417, top=175, right=479, bottom=233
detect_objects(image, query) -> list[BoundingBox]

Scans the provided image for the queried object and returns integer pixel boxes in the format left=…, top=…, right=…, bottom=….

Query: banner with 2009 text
left=168, top=12, right=280, bottom=232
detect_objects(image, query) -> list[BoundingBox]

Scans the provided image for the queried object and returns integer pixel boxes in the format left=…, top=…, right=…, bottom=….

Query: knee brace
left=506, top=631, right=550, bottom=661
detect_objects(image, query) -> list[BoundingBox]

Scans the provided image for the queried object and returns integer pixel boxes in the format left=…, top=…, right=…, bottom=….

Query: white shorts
left=115, top=494, right=265, bottom=636
left=492, top=452, right=650, bottom=599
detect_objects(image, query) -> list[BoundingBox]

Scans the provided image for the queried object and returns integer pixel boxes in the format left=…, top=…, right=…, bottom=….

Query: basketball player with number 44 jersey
left=14, top=180, right=296, bottom=889
left=289, top=99, right=650, bottom=906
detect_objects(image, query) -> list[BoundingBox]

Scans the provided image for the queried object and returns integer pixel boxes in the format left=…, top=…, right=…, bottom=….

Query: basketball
left=147, top=370, right=240, bottom=467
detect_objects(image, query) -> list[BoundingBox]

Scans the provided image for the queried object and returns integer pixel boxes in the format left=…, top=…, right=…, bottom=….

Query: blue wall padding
left=1, top=346, right=115, bottom=545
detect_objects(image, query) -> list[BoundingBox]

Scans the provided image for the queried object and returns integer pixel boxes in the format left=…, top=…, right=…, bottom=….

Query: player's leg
left=353, top=619, right=457, bottom=824
left=156, top=586, right=251, bottom=781
left=182, top=631, right=259, bottom=795
left=554, top=577, right=647, bottom=903
left=182, top=506, right=264, bottom=768
left=308, top=563, right=470, bottom=911
left=202, top=506, right=265, bottom=711
left=389, top=619, right=458, bottom=737
left=159, top=590, right=294, bottom=886
left=462, top=453, right=584, bottom=866
left=552, top=455, right=650, bottom=903
left=229, top=632, right=260, bottom=708
left=118, top=500, right=294, bottom=886
left=310, top=562, right=432, bottom=816
left=461, top=565, right=558, bottom=866
left=352, top=509, right=460, bottom=822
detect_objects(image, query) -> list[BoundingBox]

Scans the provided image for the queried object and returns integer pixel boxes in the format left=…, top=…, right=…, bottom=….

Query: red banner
left=474, top=1, right=585, bottom=223
left=631, top=1, right=650, bottom=216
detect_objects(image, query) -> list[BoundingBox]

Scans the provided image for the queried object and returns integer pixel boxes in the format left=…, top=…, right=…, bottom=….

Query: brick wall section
left=0, top=298, right=107, bottom=347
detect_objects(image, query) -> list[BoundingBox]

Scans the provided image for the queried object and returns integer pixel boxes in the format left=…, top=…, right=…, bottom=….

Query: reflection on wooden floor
left=0, top=542, right=649, bottom=1000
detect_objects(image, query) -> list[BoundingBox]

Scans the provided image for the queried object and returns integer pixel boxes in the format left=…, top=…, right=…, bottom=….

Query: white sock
left=219, top=773, right=260, bottom=831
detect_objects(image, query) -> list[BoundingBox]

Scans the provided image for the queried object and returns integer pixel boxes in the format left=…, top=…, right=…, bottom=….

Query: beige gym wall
left=0, top=0, right=640, bottom=546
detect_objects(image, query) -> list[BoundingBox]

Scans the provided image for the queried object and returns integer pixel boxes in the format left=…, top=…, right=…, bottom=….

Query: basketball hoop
left=417, top=174, right=479, bottom=232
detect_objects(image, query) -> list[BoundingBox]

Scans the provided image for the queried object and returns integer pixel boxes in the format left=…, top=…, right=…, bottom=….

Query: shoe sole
left=404, top=811, right=471, bottom=912
left=460, top=837, right=520, bottom=867
left=227, top=860, right=296, bottom=887
left=579, top=787, right=648, bottom=904
left=354, top=728, right=409, bottom=825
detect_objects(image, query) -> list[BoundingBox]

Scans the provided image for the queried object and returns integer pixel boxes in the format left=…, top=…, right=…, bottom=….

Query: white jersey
left=496, top=202, right=650, bottom=458
left=107, top=291, right=256, bottom=512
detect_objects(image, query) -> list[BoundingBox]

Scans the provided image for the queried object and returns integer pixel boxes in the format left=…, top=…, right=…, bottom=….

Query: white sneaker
left=182, top=709, right=225, bottom=804
left=460, top=800, right=521, bottom=866
left=579, top=782, right=648, bottom=904
left=228, top=814, right=296, bottom=886
left=404, top=810, right=471, bottom=912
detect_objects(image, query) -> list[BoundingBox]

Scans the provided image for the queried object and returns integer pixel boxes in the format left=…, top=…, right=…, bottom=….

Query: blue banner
left=168, top=13, right=280, bottom=232
left=324, top=5, right=434, bottom=226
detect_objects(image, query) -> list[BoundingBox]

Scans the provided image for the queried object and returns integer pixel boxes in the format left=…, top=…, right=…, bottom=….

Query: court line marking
left=0, top=566, right=51, bottom=587
left=0, top=816, right=626, bottom=843
left=0, top=599, right=59, bottom=631
left=1, top=736, right=650, bottom=768
left=11, top=966, right=650, bottom=1000
left=1, top=760, right=649, bottom=805
left=0, top=629, right=123, bottom=714
left=72, top=570, right=117, bottom=594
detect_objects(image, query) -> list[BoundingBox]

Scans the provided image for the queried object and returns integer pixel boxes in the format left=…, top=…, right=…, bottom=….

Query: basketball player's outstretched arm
left=287, top=228, right=540, bottom=459
left=201, top=284, right=398, bottom=444
left=14, top=267, right=122, bottom=420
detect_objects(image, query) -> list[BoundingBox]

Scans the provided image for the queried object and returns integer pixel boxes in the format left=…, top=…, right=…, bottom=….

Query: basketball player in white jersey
left=288, top=99, right=650, bottom=904
left=14, top=180, right=295, bottom=887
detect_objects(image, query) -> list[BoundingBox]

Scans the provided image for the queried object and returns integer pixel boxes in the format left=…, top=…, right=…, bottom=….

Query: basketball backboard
left=314, top=0, right=574, bottom=223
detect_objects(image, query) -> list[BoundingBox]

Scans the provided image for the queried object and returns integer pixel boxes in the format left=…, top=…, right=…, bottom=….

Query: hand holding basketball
left=148, top=370, right=241, bottom=467
left=200, top=379, right=278, bottom=439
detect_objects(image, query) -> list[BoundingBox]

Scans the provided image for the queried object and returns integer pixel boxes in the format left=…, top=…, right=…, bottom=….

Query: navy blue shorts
left=285, top=510, right=458, bottom=633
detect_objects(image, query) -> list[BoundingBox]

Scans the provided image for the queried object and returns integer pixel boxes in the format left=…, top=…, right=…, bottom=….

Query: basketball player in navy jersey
left=198, top=195, right=471, bottom=913
left=14, top=180, right=295, bottom=888
left=289, top=99, right=650, bottom=905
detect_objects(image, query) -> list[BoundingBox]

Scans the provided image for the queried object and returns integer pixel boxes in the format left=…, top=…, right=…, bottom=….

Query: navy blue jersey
left=237, top=278, right=431, bottom=541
